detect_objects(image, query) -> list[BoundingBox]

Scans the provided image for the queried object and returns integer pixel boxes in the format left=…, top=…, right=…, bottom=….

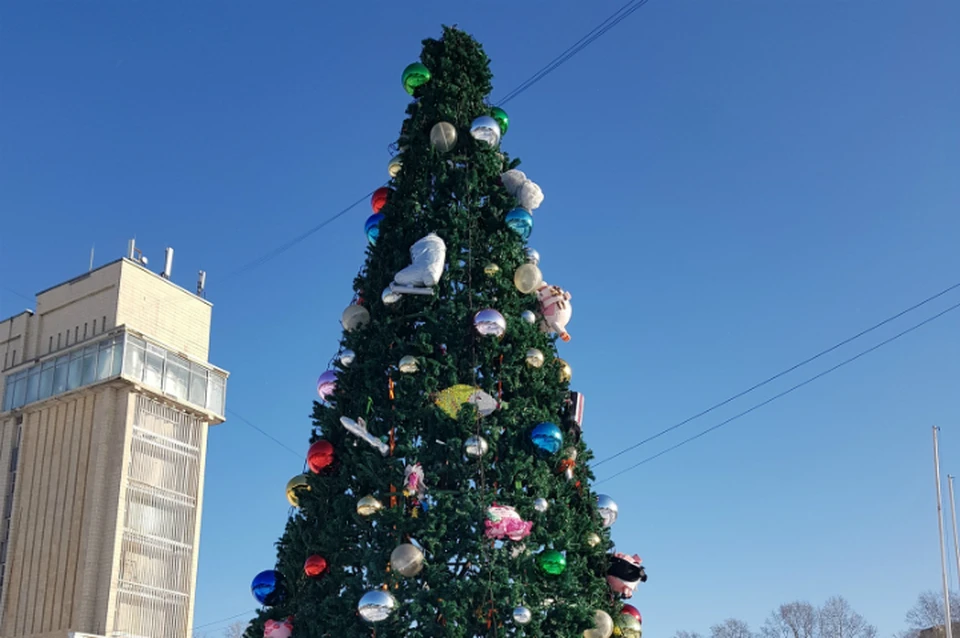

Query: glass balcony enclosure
left=1, top=330, right=226, bottom=417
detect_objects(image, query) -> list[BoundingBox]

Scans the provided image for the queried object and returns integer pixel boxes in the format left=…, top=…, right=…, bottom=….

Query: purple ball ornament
left=316, top=370, right=338, bottom=402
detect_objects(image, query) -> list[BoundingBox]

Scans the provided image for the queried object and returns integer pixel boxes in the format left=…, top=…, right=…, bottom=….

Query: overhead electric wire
left=222, top=0, right=655, bottom=279
left=226, top=408, right=303, bottom=459
left=594, top=298, right=960, bottom=485
left=193, top=609, right=258, bottom=631
left=497, top=0, right=652, bottom=106
left=592, top=280, right=960, bottom=468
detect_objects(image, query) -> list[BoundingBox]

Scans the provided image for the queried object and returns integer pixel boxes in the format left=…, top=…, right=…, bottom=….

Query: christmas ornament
left=470, top=115, right=501, bottom=146
left=382, top=287, right=402, bottom=305
left=520, top=310, right=537, bottom=324
left=387, top=154, right=402, bottom=178
left=473, top=308, right=507, bottom=337
left=563, top=391, right=585, bottom=440
left=484, top=504, right=533, bottom=541
left=390, top=543, right=425, bottom=577
left=430, top=122, right=457, bottom=152
left=398, top=355, right=419, bottom=373
left=358, top=589, right=397, bottom=622
left=537, top=283, right=573, bottom=341
left=304, top=554, right=328, bottom=578
left=597, top=494, right=619, bottom=527
left=464, top=435, right=489, bottom=458
left=435, top=385, right=498, bottom=418
left=525, top=247, right=540, bottom=264
left=537, top=549, right=566, bottom=575
left=286, top=474, right=310, bottom=507
left=251, top=570, right=284, bottom=606
left=513, top=263, right=543, bottom=294
left=365, top=213, right=384, bottom=245
left=316, top=370, right=337, bottom=401
left=339, top=349, right=356, bottom=367
left=388, top=233, right=446, bottom=296
left=371, top=187, right=391, bottom=213
left=264, top=617, right=294, bottom=638
left=501, top=169, right=544, bottom=212
left=530, top=422, right=563, bottom=456
left=616, top=613, right=642, bottom=637
left=584, top=610, right=614, bottom=638
left=525, top=348, right=545, bottom=368
left=512, top=606, right=532, bottom=625
left=339, top=416, right=389, bottom=456
left=587, top=532, right=602, bottom=547
left=401, top=62, right=431, bottom=95
left=357, top=495, right=384, bottom=516
left=558, top=358, right=573, bottom=383
left=491, top=106, right=509, bottom=135
left=404, top=463, right=427, bottom=499
left=533, top=497, right=549, bottom=512
left=484, top=263, right=500, bottom=275
left=607, top=553, right=646, bottom=598
left=342, top=304, right=370, bottom=331
left=307, top=439, right=334, bottom=473
left=560, top=447, right=578, bottom=480
left=505, top=208, right=534, bottom=240
left=621, top=604, right=642, bottom=624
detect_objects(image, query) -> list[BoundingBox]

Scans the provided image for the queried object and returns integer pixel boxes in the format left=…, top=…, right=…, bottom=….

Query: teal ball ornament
left=530, top=422, right=563, bottom=456
left=365, top=213, right=384, bottom=245
left=505, top=208, right=533, bottom=240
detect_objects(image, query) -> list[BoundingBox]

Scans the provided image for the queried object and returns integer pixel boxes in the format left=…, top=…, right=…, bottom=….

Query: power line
left=595, top=298, right=960, bottom=485
left=226, top=408, right=303, bottom=459
left=221, top=0, right=656, bottom=279
left=193, top=608, right=256, bottom=631
left=592, top=280, right=960, bottom=468
left=497, top=0, right=652, bottom=106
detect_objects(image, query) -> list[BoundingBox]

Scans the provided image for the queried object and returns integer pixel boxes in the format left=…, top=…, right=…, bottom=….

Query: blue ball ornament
left=365, top=213, right=385, bottom=245
left=251, top=569, right=285, bottom=606
left=530, top=422, right=563, bottom=456
left=505, top=208, right=534, bottom=240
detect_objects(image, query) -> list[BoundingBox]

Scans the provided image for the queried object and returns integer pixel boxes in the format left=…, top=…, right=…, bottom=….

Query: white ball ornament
left=514, top=263, right=543, bottom=294
left=430, top=122, right=458, bottom=153
left=398, top=355, right=419, bottom=373
left=464, top=435, right=489, bottom=458
left=583, top=610, right=614, bottom=638
left=533, top=497, right=549, bottom=512
left=339, top=349, right=356, bottom=367
left=342, top=304, right=370, bottom=331
left=389, top=543, right=425, bottom=577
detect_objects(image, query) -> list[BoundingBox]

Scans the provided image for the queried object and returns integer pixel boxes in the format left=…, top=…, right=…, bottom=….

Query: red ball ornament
left=371, top=187, right=392, bottom=213
left=307, top=440, right=335, bottom=474
left=622, top=604, right=642, bottom=624
left=303, top=554, right=328, bottom=578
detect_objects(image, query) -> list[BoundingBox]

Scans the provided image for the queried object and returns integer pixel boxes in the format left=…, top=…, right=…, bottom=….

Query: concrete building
left=0, top=247, right=227, bottom=638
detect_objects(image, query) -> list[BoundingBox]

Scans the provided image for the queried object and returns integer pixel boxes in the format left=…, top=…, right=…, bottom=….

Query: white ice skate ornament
left=339, top=416, right=389, bottom=456
left=389, top=233, right=447, bottom=297
left=500, top=169, right=544, bottom=212
left=537, top=282, right=572, bottom=342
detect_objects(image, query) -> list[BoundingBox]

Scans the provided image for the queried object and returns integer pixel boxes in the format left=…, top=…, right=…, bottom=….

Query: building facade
left=0, top=256, right=227, bottom=638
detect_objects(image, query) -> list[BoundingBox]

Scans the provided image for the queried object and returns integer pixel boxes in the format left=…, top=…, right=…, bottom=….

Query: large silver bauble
left=342, top=304, right=370, bottom=331
left=525, top=348, right=545, bottom=368
left=470, top=115, right=502, bottom=147
left=390, top=543, right=425, bottom=577
left=339, top=349, right=356, bottom=367
left=520, top=310, right=537, bottom=324
left=597, top=494, right=619, bottom=527
left=382, top=287, right=402, bottom=305
left=533, top=497, right=549, bottom=512
left=464, top=435, right=489, bottom=458
left=398, top=355, right=419, bottom=374
left=473, top=308, right=507, bottom=337
left=358, top=589, right=397, bottom=622
left=525, top=247, right=541, bottom=265
left=512, top=606, right=533, bottom=625
left=430, top=122, right=458, bottom=153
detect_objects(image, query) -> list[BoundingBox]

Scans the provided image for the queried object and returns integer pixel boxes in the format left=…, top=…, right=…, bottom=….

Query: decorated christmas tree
left=246, top=26, right=646, bottom=638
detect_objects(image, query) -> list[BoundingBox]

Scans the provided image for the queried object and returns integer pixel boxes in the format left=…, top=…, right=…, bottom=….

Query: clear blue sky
left=2, top=1, right=959, bottom=636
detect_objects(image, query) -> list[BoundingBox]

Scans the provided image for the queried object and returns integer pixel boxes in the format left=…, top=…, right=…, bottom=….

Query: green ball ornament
left=490, top=106, right=509, bottom=135
left=537, top=549, right=566, bottom=575
left=402, top=62, right=431, bottom=95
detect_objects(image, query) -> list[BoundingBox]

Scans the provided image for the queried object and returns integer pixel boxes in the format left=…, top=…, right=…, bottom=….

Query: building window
left=39, top=360, right=55, bottom=399
left=53, top=356, right=68, bottom=394
left=144, top=345, right=165, bottom=388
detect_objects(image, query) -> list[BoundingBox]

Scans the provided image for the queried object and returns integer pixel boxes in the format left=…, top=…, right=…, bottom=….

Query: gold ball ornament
left=587, top=532, right=602, bottom=547
left=357, top=495, right=384, bottom=517
left=285, top=474, right=311, bottom=507
left=525, top=348, right=545, bottom=368
left=387, top=154, right=402, bottom=178
left=398, top=355, right=419, bottom=374
left=513, top=263, right=543, bottom=294
left=484, top=263, right=500, bottom=276
left=557, top=358, right=573, bottom=383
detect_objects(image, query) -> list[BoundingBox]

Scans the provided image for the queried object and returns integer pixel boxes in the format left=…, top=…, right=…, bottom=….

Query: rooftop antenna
left=162, top=247, right=174, bottom=279
left=89, top=245, right=95, bottom=272
left=127, top=238, right=148, bottom=266
left=197, top=270, right=207, bottom=297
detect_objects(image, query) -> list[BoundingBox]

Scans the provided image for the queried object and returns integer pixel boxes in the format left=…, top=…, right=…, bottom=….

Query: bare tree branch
left=712, top=618, right=755, bottom=638
left=906, top=591, right=960, bottom=631
left=819, top=596, right=877, bottom=638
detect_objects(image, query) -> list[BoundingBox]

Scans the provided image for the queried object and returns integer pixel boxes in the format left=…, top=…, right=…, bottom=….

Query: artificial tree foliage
left=247, top=26, right=624, bottom=638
